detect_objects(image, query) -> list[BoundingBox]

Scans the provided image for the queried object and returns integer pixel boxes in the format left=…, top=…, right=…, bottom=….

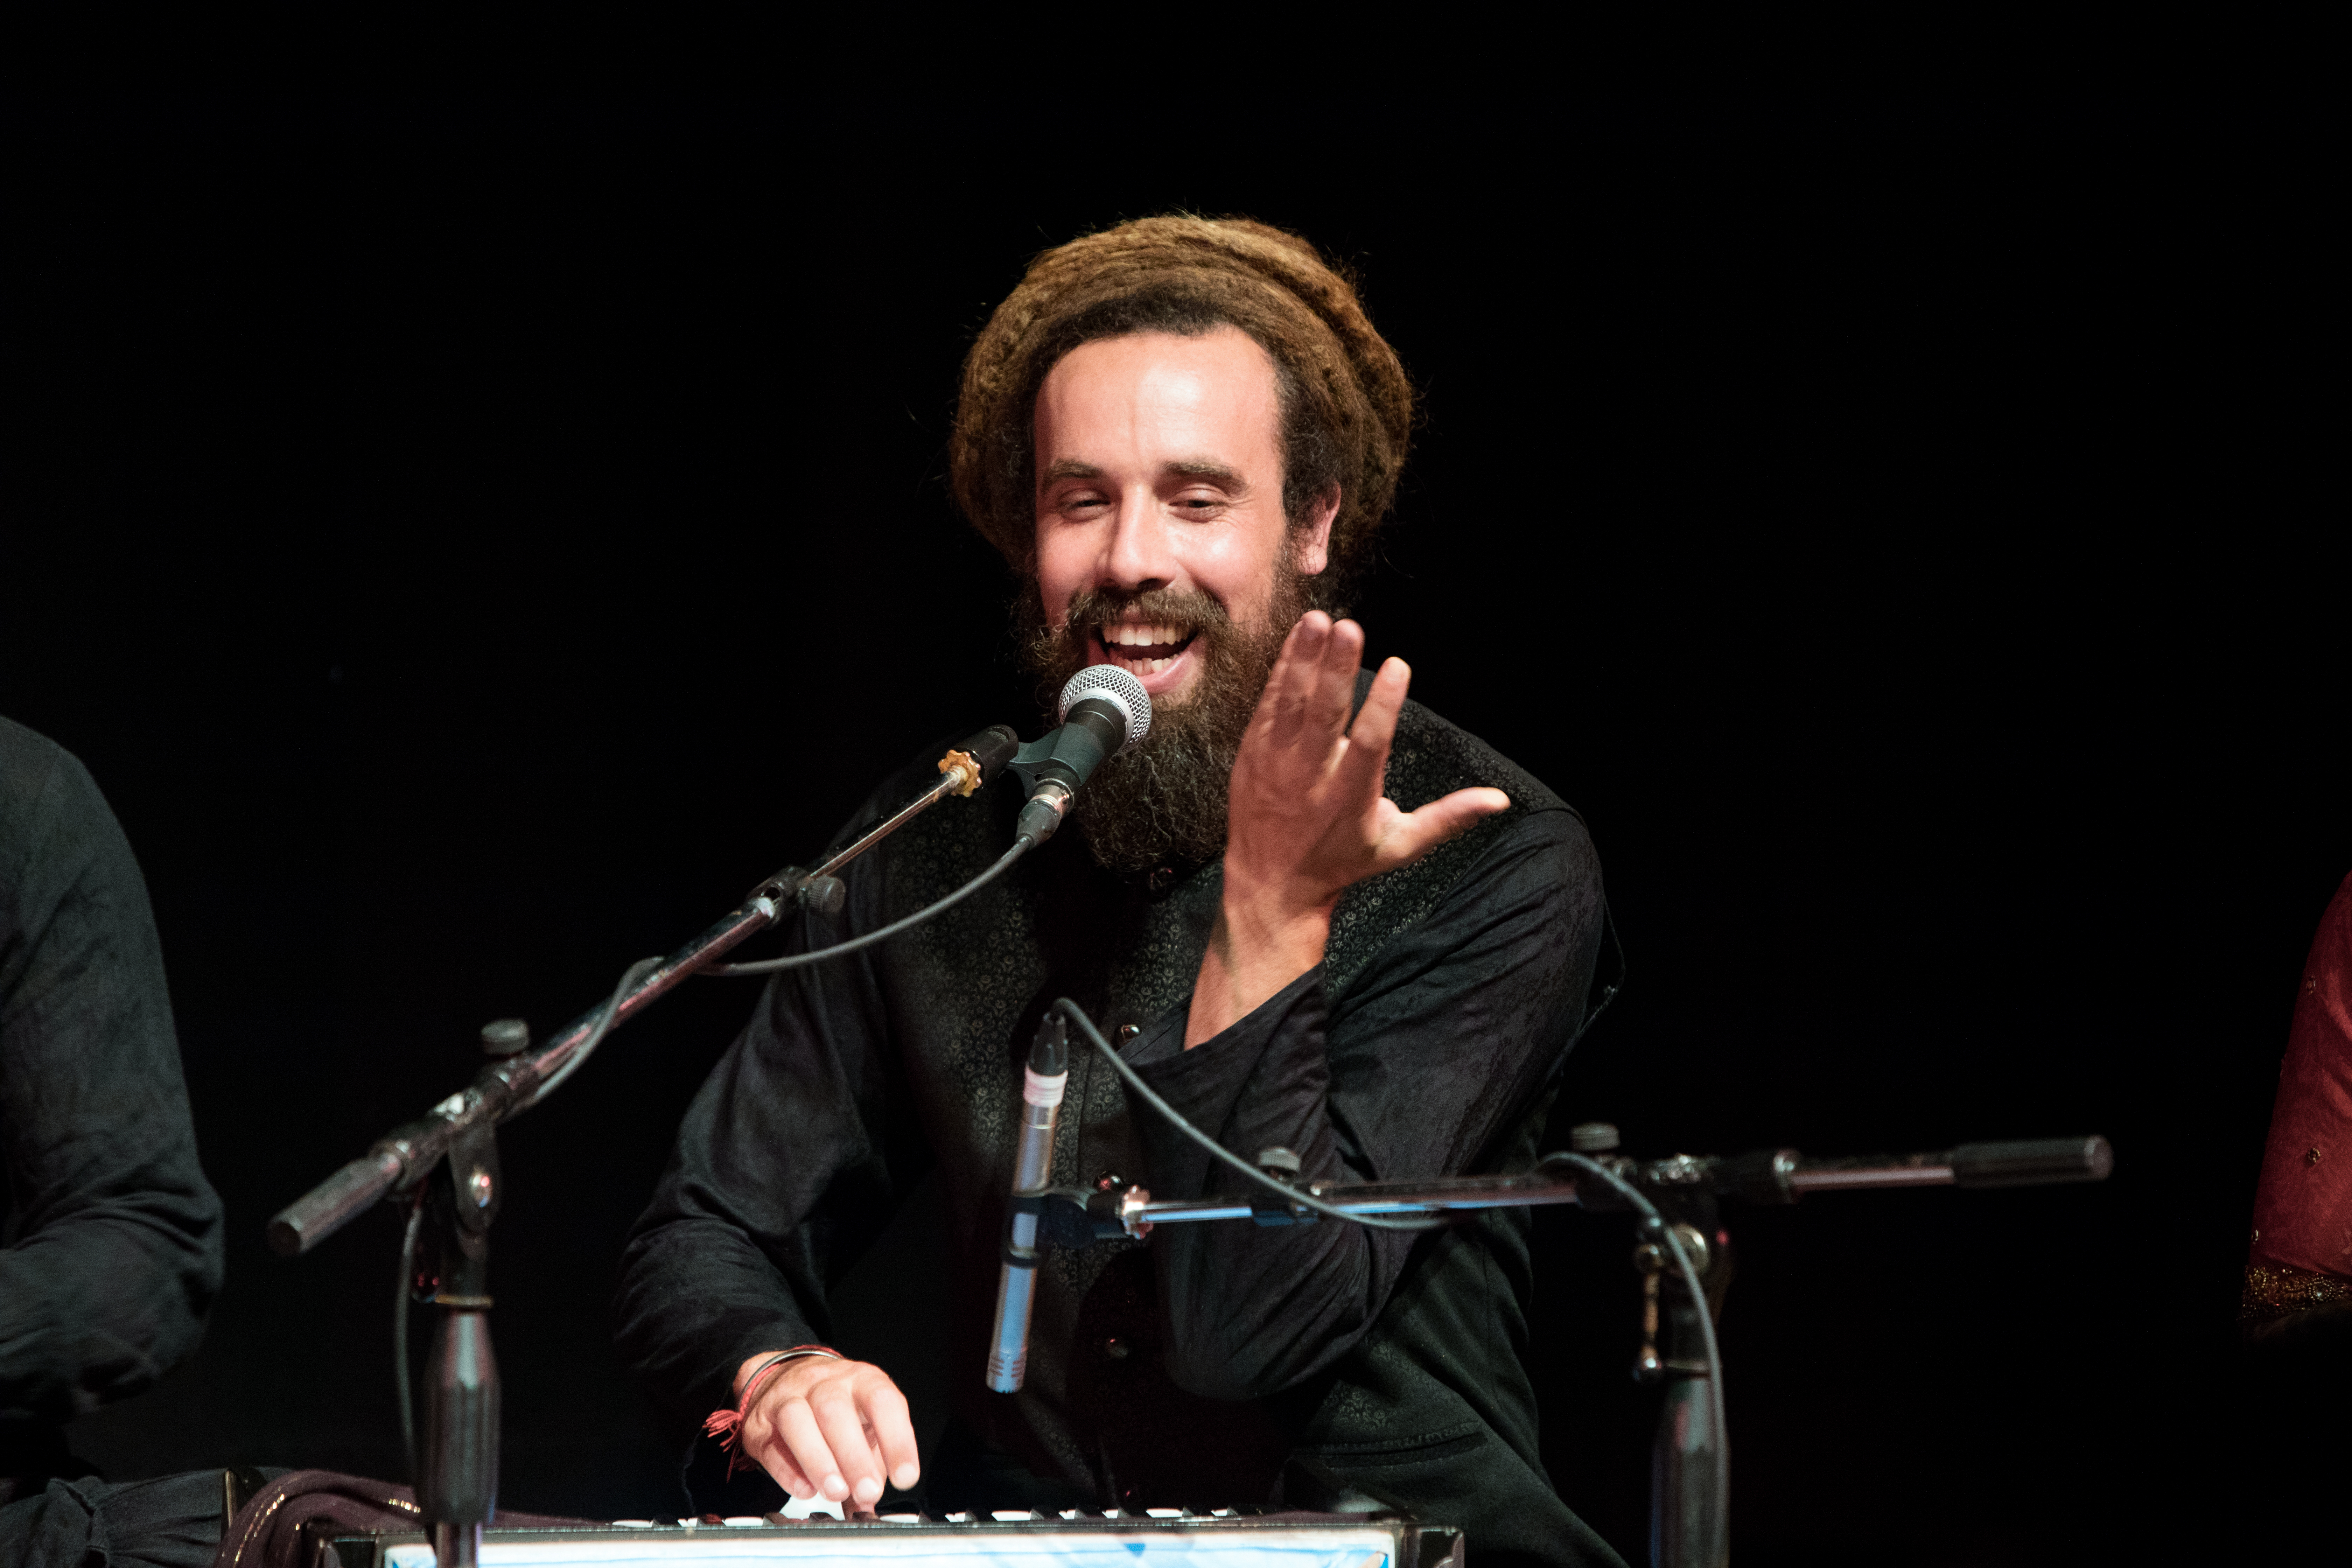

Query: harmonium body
left=321, top=1510, right=1463, bottom=1568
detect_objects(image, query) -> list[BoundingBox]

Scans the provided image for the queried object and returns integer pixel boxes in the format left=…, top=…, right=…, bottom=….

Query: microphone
left=1008, top=664, right=1152, bottom=846
left=985, top=1012, right=1069, bottom=1393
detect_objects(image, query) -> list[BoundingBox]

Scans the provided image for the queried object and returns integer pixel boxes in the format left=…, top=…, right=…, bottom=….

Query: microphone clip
left=1002, top=1187, right=1140, bottom=1261
left=1006, top=733, right=1088, bottom=845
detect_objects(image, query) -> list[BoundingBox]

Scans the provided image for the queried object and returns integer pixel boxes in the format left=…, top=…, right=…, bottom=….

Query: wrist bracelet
left=742, top=1345, right=841, bottom=1400
left=705, top=1345, right=844, bottom=1477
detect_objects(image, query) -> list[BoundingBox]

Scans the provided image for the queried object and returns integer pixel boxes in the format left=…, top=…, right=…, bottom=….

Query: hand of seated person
left=732, top=1352, right=919, bottom=1511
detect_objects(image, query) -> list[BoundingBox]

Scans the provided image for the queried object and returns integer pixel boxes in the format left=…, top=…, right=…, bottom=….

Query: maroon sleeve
left=2248, top=872, right=2352, bottom=1281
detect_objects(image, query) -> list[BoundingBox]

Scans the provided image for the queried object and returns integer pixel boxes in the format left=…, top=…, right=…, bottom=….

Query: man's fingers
left=742, top=1400, right=818, bottom=1497
left=1267, top=612, right=1331, bottom=744
left=809, top=1381, right=887, bottom=1506
left=752, top=1437, right=815, bottom=1501
left=739, top=1404, right=814, bottom=1496
left=773, top=1394, right=850, bottom=1502
left=1376, top=787, right=1512, bottom=871
left=1307, top=618, right=1365, bottom=740
left=857, top=1373, right=922, bottom=1493
left=1336, top=657, right=1410, bottom=794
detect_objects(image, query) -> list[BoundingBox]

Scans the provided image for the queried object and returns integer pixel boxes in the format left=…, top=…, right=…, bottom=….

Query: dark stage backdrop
left=6, top=102, right=2339, bottom=1564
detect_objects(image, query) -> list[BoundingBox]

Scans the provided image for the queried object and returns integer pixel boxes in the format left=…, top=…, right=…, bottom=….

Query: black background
left=6, top=100, right=2340, bottom=1563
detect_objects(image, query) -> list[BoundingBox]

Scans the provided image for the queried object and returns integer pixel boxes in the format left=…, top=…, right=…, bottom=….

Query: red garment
left=2249, top=872, right=2352, bottom=1280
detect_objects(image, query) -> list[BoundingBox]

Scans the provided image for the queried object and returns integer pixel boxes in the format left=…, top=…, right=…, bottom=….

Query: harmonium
left=318, top=1508, right=1463, bottom=1568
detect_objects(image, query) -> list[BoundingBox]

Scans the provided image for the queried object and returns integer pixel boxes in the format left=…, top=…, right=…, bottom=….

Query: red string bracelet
left=704, top=1346, right=842, bottom=1478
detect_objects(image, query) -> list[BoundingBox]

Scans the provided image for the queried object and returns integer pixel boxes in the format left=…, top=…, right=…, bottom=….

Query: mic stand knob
left=1251, top=1147, right=1317, bottom=1227
left=800, top=875, right=846, bottom=918
left=1113, top=1184, right=1154, bottom=1240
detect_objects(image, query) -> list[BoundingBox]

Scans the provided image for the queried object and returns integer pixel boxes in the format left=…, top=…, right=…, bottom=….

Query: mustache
left=1055, top=585, right=1231, bottom=640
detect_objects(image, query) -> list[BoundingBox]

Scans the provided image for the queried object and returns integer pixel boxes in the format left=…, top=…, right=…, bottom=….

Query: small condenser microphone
left=1009, top=664, right=1152, bottom=846
left=985, top=1013, right=1070, bottom=1393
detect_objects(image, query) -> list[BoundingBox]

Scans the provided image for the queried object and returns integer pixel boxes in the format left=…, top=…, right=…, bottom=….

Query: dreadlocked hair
left=949, top=215, right=1414, bottom=608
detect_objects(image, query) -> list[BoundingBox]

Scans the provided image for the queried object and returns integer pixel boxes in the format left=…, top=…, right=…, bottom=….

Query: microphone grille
left=1057, top=663, right=1153, bottom=749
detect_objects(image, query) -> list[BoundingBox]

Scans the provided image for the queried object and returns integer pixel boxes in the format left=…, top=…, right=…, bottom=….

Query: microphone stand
left=266, top=729, right=1018, bottom=1568
left=411, top=1122, right=501, bottom=1568
left=1021, top=1132, right=2113, bottom=1568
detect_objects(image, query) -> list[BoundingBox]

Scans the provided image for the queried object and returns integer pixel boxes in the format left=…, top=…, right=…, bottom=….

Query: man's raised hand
left=1185, top=612, right=1509, bottom=1046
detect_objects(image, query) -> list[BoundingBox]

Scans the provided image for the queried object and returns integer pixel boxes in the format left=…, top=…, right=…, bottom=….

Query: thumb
left=1374, top=788, right=1511, bottom=871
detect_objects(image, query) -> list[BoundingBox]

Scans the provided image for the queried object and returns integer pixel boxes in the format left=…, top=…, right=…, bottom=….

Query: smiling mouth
left=1092, top=619, right=1199, bottom=676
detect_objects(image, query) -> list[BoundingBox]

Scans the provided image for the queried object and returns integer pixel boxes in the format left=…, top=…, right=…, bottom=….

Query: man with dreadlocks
left=616, top=217, right=1617, bottom=1566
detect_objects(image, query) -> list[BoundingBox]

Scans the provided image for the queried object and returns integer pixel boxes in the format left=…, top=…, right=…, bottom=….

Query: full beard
left=1017, top=564, right=1306, bottom=877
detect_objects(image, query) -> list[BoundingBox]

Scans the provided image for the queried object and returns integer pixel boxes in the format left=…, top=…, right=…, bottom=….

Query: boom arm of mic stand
left=267, top=888, right=788, bottom=1257
left=267, top=728, right=1022, bottom=1259
left=1104, top=1135, right=2114, bottom=1234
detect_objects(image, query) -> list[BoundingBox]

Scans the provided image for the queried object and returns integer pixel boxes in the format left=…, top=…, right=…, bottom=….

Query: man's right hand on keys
left=733, top=1352, right=920, bottom=1510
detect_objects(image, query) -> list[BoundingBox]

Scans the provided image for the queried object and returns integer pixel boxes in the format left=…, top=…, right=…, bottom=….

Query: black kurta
left=614, top=688, right=1620, bottom=1566
left=0, top=718, right=223, bottom=1496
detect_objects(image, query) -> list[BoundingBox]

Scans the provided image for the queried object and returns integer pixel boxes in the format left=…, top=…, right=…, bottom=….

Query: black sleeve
left=0, top=727, right=224, bottom=1426
left=611, top=901, right=912, bottom=1431
left=1124, top=807, right=1602, bottom=1400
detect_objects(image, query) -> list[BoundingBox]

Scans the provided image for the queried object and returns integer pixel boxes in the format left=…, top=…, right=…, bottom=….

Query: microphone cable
left=703, top=838, right=1032, bottom=976
left=1052, top=997, right=1444, bottom=1234
left=538, top=954, right=665, bottom=1102
left=536, top=840, right=1032, bottom=1112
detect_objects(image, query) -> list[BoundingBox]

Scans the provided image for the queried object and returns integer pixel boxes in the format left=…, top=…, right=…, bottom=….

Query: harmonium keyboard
left=319, top=1509, right=1463, bottom=1568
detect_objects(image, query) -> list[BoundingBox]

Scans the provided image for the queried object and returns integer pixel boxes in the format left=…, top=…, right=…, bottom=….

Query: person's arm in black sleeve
left=0, top=722, right=224, bottom=1432
left=1126, top=808, right=1600, bottom=1398
left=612, top=846, right=926, bottom=1510
left=612, top=936, right=899, bottom=1428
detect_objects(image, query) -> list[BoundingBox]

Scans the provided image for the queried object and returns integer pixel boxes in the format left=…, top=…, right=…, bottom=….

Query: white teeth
left=1147, top=657, right=1168, bottom=673
left=1103, top=621, right=1188, bottom=648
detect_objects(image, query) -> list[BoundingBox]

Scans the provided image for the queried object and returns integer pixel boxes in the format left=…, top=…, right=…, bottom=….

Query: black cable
left=1052, top=997, right=1443, bottom=1234
left=705, top=840, right=1032, bottom=976
left=537, top=954, right=665, bottom=1101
